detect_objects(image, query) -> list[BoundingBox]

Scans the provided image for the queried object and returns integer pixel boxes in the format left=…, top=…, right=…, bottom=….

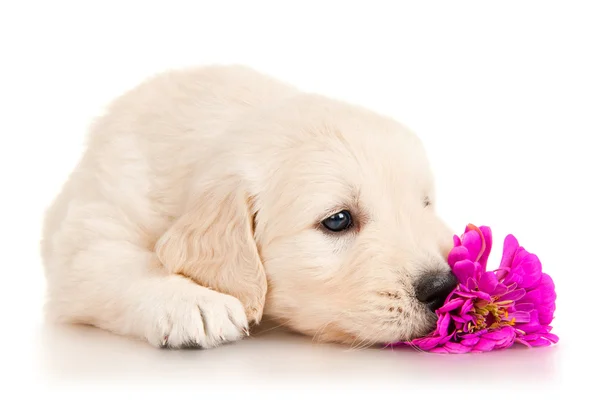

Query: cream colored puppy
left=41, top=65, right=457, bottom=349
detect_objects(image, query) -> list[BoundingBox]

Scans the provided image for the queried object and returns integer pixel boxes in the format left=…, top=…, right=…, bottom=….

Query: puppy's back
left=40, top=65, right=298, bottom=266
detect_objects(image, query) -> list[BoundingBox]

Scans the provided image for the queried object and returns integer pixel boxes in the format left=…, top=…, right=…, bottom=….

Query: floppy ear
left=155, top=177, right=267, bottom=324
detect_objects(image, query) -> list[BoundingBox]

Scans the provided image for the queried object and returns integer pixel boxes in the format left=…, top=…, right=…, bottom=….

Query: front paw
left=144, top=285, right=249, bottom=349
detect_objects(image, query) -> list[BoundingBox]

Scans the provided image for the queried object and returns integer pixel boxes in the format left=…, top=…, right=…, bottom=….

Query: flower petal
left=519, top=289, right=541, bottom=305
left=466, top=277, right=478, bottom=291
left=462, top=226, right=485, bottom=262
left=452, top=315, right=470, bottom=324
left=516, top=310, right=541, bottom=333
left=509, top=311, right=531, bottom=323
left=514, top=251, right=543, bottom=289
left=527, top=337, right=553, bottom=347
left=491, top=282, right=509, bottom=297
left=444, top=342, right=472, bottom=354
left=478, top=271, right=498, bottom=294
left=482, top=327, right=514, bottom=341
left=515, top=302, right=535, bottom=312
left=412, top=336, right=444, bottom=351
left=542, top=333, right=559, bottom=343
left=452, top=260, right=476, bottom=285
left=472, top=338, right=497, bottom=352
left=478, top=226, right=493, bottom=269
left=497, top=234, right=519, bottom=279
left=448, top=246, right=470, bottom=268
left=498, top=288, right=527, bottom=302
left=460, top=298, right=474, bottom=316
left=453, top=235, right=462, bottom=248
left=460, top=337, right=480, bottom=347
left=437, top=298, right=464, bottom=313
left=514, top=338, right=532, bottom=348
left=472, top=291, right=492, bottom=301
left=438, top=313, right=451, bottom=336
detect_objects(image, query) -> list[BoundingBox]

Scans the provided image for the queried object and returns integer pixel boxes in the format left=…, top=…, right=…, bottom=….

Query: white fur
left=41, top=65, right=454, bottom=349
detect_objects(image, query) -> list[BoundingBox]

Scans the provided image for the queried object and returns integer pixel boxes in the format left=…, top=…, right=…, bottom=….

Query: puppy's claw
left=243, top=327, right=250, bottom=337
left=161, top=335, right=169, bottom=348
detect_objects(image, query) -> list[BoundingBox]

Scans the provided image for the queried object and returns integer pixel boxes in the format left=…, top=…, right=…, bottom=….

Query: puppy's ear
left=155, top=176, right=267, bottom=324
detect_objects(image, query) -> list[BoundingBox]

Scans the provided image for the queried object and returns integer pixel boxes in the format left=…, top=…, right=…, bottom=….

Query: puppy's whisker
left=250, top=318, right=292, bottom=337
left=347, top=324, right=379, bottom=352
left=311, top=310, right=349, bottom=344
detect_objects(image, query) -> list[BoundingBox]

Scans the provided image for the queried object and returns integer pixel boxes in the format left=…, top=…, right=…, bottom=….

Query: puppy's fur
left=41, top=65, right=454, bottom=349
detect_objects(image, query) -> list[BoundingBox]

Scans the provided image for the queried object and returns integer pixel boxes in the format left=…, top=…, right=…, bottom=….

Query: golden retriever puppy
left=41, top=65, right=457, bottom=349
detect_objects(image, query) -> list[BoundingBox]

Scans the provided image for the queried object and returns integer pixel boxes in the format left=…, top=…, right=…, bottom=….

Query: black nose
left=415, top=271, right=458, bottom=311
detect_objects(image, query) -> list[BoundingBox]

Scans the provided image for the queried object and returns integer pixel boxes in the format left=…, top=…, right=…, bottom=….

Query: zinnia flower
left=388, top=224, right=559, bottom=353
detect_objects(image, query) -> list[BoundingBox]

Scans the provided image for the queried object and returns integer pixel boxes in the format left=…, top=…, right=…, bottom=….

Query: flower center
left=465, top=299, right=516, bottom=333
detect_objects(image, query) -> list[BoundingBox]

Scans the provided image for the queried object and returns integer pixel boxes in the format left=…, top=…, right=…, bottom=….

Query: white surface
left=1, top=0, right=599, bottom=397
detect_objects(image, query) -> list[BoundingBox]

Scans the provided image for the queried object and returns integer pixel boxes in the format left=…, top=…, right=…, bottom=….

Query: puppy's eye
left=322, top=210, right=353, bottom=232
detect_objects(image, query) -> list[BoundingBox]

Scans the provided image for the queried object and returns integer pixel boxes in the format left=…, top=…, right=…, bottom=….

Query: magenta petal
left=412, top=336, right=443, bottom=351
left=472, top=338, right=497, bottom=352
left=472, top=291, right=492, bottom=302
left=438, top=313, right=451, bottom=336
left=438, top=298, right=464, bottom=313
left=538, top=309, right=556, bottom=326
left=538, top=273, right=556, bottom=293
left=509, top=311, right=531, bottom=323
left=491, top=282, right=509, bottom=296
left=454, top=291, right=477, bottom=298
left=478, top=271, right=498, bottom=294
left=528, top=337, right=552, bottom=347
left=520, top=333, right=540, bottom=341
left=474, top=262, right=484, bottom=281
left=439, top=335, right=453, bottom=346
left=498, top=288, right=526, bottom=302
left=495, top=333, right=516, bottom=348
left=443, top=342, right=472, bottom=354
left=537, top=274, right=558, bottom=317
left=462, top=229, right=484, bottom=263
left=519, top=289, right=541, bottom=305
left=460, top=330, right=486, bottom=340
left=497, top=234, right=519, bottom=278
left=515, top=302, right=535, bottom=312
left=482, top=328, right=513, bottom=341
left=478, top=226, right=493, bottom=269
left=514, top=338, right=532, bottom=348
left=542, top=333, right=559, bottom=343
left=453, top=235, right=462, bottom=247
left=517, top=310, right=541, bottom=333
left=503, top=270, right=523, bottom=287
left=515, top=252, right=543, bottom=289
left=453, top=260, right=476, bottom=285
left=466, top=277, right=478, bottom=290
left=461, top=337, right=480, bottom=347
left=460, top=298, right=474, bottom=316
left=452, top=315, right=469, bottom=324
left=448, top=246, right=470, bottom=267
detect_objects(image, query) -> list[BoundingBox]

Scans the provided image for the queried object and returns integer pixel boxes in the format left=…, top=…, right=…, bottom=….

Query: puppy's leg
left=44, top=213, right=249, bottom=349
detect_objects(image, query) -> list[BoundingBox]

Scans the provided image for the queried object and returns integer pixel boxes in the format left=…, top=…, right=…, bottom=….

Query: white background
left=1, top=0, right=599, bottom=398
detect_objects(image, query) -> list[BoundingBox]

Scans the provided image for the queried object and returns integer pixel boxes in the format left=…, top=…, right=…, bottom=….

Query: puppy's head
left=157, top=94, right=456, bottom=346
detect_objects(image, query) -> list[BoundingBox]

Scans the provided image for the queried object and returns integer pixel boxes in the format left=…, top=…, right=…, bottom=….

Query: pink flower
left=388, top=224, right=559, bottom=353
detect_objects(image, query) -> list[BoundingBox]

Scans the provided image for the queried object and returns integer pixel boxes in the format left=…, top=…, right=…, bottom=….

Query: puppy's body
left=41, top=65, right=454, bottom=348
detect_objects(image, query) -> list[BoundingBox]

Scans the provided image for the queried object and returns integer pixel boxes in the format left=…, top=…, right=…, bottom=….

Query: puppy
left=41, top=65, right=456, bottom=349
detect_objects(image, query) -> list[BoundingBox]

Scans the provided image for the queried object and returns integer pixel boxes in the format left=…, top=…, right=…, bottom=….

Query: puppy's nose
left=415, top=271, right=458, bottom=311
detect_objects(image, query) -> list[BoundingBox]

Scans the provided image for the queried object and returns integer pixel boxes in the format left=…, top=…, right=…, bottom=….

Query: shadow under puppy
left=41, top=65, right=457, bottom=349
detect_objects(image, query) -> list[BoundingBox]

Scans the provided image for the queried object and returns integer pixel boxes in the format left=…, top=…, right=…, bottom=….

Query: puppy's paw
left=143, top=283, right=249, bottom=349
